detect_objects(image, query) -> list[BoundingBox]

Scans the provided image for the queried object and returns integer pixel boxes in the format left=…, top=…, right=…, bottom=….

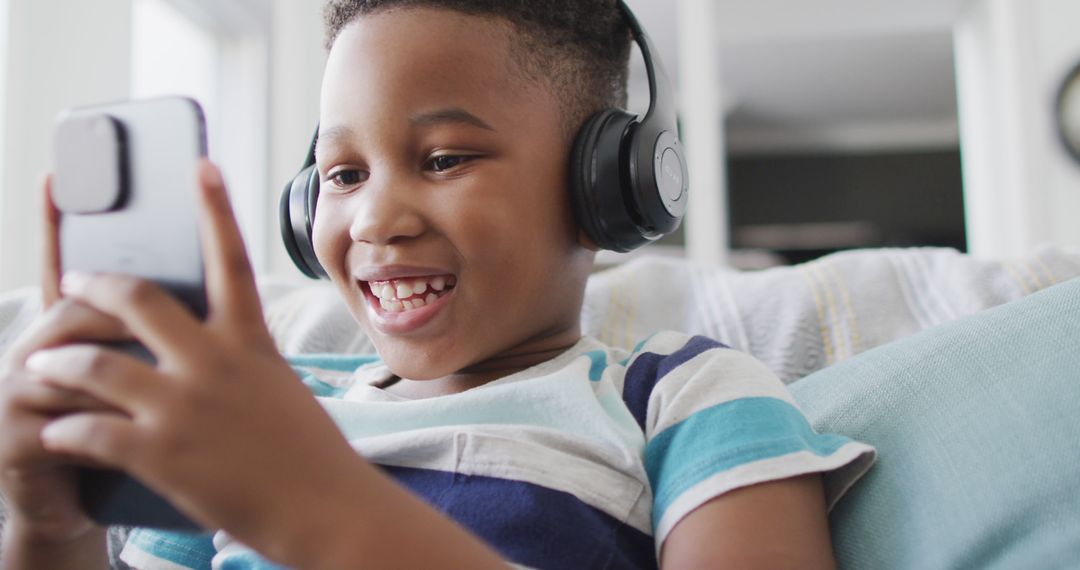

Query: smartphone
left=52, top=96, right=208, bottom=530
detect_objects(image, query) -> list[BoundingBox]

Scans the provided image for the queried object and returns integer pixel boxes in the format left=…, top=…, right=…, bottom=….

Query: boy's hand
left=0, top=337, right=113, bottom=568
left=20, top=162, right=363, bottom=558
left=0, top=311, right=116, bottom=543
left=0, top=174, right=114, bottom=567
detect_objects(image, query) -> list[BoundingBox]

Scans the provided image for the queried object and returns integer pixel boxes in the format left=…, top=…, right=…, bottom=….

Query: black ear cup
left=567, top=0, right=688, bottom=253
left=278, top=164, right=327, bottom=279
left=570, top=109, right=651, bottom=252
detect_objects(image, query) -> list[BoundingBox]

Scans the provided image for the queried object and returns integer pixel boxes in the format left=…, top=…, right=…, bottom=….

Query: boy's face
left=313, top=8, right=594, bottom=383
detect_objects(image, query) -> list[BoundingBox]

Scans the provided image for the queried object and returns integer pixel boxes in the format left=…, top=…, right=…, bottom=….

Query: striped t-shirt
left=120, top=331, right=875, bottom=569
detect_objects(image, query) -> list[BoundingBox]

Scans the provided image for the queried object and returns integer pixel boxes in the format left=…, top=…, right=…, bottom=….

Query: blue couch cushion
left=790, top=277, right=1080, bottom=568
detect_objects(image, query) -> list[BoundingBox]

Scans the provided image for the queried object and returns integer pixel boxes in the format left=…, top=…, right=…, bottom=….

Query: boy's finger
left=58, top=273, right=203, bottom=368
left=25, top=344, right=160, bottom=411
left=40, top=173, right=62, bottom=309
left=40, top=412, right=141, bottom=470
left=195, top=161, right=266, bottom=329
left=8, top=370, right=115, bottom=414
left=2, top=298, right=130, bottom=369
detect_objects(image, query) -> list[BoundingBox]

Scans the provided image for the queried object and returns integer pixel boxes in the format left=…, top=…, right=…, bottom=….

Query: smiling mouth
left=366, top=274, right=457, bottom=313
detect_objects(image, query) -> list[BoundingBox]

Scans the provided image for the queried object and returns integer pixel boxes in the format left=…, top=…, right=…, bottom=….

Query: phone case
left=54, top=96, right=209, bottom=530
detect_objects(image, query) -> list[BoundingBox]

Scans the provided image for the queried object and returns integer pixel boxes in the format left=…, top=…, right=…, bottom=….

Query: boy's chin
left=374, top=342, right=459, bottom=382
left=383, top=364, right=446, bottom=382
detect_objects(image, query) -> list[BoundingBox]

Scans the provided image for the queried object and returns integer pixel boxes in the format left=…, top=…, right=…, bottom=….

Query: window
left=130, top=0, right=271, bottom=273
left=131, top=0, right=219, bottom=144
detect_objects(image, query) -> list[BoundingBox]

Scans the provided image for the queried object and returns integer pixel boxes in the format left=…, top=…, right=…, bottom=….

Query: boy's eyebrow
left=410, top=107, right=495, bottom=131
left=315, top=108, right=495, bottom=156
left=315, top=125, right=355, bottom=156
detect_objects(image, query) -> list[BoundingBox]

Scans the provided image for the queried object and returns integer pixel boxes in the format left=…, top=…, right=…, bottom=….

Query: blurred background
left=1, top=0, right=1078, bottom=293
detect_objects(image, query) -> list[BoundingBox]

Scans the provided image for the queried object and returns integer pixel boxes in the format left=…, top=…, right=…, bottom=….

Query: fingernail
left=25, top=350, right=52, bottom=373
left=60, top=271, right=89, bottom=295
left=199, top=161, right=224, bottom=189
left=40, top=421, right=65, bottom=447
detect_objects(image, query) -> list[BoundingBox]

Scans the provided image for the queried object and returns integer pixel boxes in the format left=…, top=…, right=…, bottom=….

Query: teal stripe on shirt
left=286, top=354, right=380, bottom=372
left=127, top=528, right=216, bottom=570
left=217, top=550, right=288, bottom=570
left=645, top=396, right=851, bottom=527
left=585, top=350, right=607, bottom=381
left=287, top=354, right=381, bottom=398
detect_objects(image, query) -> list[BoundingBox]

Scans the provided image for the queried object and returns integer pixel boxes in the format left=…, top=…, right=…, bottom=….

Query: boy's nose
left=348, top=175, right=426, bottom=245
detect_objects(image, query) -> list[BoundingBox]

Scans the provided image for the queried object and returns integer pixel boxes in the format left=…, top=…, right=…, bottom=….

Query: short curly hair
left=323, top=0, right=632, bottom=137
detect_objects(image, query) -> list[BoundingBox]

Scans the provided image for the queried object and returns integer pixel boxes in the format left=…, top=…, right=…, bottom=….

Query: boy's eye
left=327, top=169, right=369, bottom=188
left=429, top=155, right=473, bottom=172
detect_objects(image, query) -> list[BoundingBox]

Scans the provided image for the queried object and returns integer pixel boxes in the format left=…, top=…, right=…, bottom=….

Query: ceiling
left=624, top=0, right=970, bottom=153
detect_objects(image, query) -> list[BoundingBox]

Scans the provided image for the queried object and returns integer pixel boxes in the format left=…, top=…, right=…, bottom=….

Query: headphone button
left=654, top=132, right=687, bottom=217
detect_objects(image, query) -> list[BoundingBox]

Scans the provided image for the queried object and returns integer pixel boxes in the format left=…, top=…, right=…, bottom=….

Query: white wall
left=0, top=0, right=8, bottom=255
left=7, top=0, right=1073, bottom=289
left=141, top=0, right=276, bottom=273
left=677, top=0, right=728, bottom=266
left=0, top=0, right=132, bottom=292
left=0, top=0, right=318, bottom=293
left=266, top=0, right=325, bottom=281
left=955, top=0, right=1080, bottom=258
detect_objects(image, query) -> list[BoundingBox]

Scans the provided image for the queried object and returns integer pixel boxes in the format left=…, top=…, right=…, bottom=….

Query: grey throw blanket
left=262, top=245, right=1080, bottom=383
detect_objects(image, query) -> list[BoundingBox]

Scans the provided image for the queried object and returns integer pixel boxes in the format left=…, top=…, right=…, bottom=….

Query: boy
left=0, top=1, right=874, bottom=568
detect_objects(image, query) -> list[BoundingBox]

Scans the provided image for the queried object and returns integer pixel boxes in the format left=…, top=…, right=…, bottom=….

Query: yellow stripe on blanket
left=826, top=262, right=862, bottom=358
left=1002, top=261, right=1034, bottom=295
left=800, top=264, right=836, bottom=366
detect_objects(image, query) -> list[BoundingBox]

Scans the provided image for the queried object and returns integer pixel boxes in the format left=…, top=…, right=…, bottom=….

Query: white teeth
left=370, top=274, right=455, bottom=312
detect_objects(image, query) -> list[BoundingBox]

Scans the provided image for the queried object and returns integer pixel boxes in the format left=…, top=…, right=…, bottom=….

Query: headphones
left=280, top=0, right=688, bottom=279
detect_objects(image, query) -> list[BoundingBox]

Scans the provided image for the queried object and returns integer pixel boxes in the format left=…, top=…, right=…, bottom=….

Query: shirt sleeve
left=622, top=331, right=876, bottom=549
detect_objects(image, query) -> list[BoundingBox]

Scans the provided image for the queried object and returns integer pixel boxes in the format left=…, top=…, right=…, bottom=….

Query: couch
left=2, top=245, right=1079, bottom=568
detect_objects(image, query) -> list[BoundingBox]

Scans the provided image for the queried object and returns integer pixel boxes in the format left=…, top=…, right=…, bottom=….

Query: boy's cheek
left=333, top=280, right=371, bottom=325
left=310, top=223, right=342, bottom=279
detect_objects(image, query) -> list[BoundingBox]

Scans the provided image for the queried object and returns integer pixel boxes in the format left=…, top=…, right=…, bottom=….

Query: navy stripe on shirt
left=383, top=465, right=656, bottom=570
left=621, top=336, right=729, bottom=430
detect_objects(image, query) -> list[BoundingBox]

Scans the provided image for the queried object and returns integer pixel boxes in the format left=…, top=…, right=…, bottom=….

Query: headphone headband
left=567, top=0, right=688, bottom=252
left=619, top=0, right=673, bottom=130
left=623, top=0, right=687, bottom=229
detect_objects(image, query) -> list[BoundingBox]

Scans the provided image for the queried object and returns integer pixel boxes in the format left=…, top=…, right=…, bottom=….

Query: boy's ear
left=577, top=229, right=601, bottom=252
